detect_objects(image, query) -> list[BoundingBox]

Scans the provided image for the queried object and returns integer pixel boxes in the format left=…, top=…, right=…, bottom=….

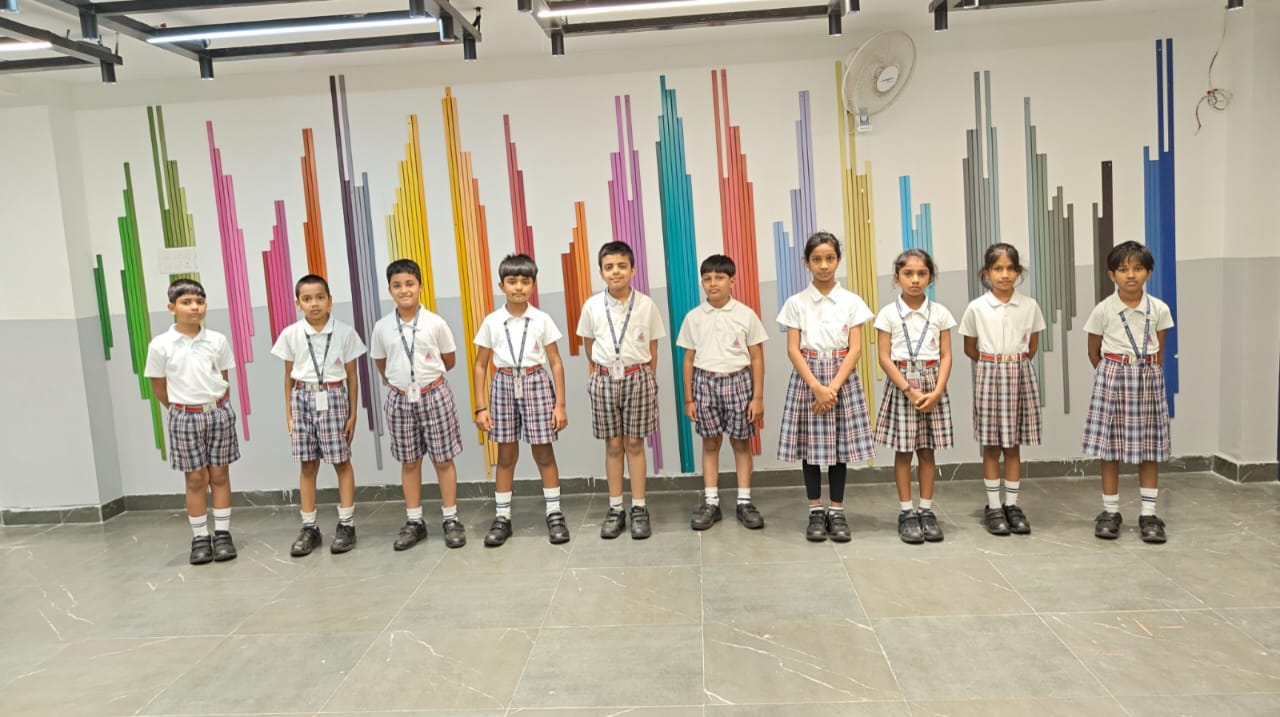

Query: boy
left=369, top=259, right=467, bottom=550
left=270, top=274, right=367, bottom=557
left=677, top=254, right=768, bottom=531
left=472, top=254, right=571, bottom=547
left=576, top=241, right=667, bottom=539
left=1082, top=241, right=1174, bottom=544
left=144, top=278, right=239, bottom=565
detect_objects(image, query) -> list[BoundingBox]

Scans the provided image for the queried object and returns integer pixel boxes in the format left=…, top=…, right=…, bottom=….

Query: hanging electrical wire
left=1195, top=8, right=1234, bottom=134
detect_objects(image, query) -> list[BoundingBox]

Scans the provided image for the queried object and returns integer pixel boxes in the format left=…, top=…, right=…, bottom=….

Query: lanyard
left=1118, top=297, right=1152, bottom=358
left=306, top=331, right=333, bottom=382
left=896, top=298, right=931, bottom=362
left=503, top=316, right=531, bottom=369
left=397, top=312, right=420, bottom=384
left=605, top=292, right=635, bottom=361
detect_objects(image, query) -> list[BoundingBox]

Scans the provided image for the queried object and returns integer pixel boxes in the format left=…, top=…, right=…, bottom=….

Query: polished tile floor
left=2, top=472, right=1279, bottom=716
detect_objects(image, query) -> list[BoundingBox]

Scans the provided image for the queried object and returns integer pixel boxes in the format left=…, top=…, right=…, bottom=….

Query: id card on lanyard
left=897, top=299, right=931, bottom=389
left=1119, top=297, right=1152, bottom=359
left=606, top=292, right=635, bottom=381
left=398, top=312, right=422, bottom=403
left=307, top=332, right=333, bottom=411
left=504, top=316, right=531, bottom=399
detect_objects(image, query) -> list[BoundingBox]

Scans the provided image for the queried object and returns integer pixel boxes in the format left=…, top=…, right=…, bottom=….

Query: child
left=576, top=241, right=667, bottom=540
left=1082, top=241, right=1174, bottom=544
left=144, top=278, right=239, bottom=565
left=959, top=243, right=1046, bottom=536
left=677, top=254, right=769, bottom=531
left=776, top=232, right=876, bottom=543
left=270, top=274, right=367, bottom=557
left=472, top=254, right=571, bottom=547
left=874, top=249, right=956, bottom=544
left=369, top=259, right=467, bottom=550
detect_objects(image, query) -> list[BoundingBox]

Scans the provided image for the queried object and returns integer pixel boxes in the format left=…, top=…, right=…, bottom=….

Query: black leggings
left=802, top=461, right=847, bottom=503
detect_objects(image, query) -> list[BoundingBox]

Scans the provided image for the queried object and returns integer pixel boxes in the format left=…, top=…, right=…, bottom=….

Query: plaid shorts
left=777, top=357, right=875, bottom=466
left=692, top=367, right=756, bottom=440
left=973, top=358, right=1042, bottom=447
left=385, top=380, right=464, bottom=464
left=489, top=367, right=558, bottom=445
left=291, top=385, right=351, bottom=463
left=873, top=363, right=954, bottom=452
left=168, top=401, right=240, bottom=473
left=1082, top=358, right=1171, bottom=464
left=588, top=365, right=658, bottom=439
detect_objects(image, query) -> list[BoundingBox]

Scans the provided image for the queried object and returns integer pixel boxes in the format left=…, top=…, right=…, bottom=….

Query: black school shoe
left=546, top=511, right=571, bottom=544
left=1004, top=504, right=1031, bottom=535
left=600, top=506, right=626, bottom=539
left=212, top=531, right=237, bottom=561
left=394, top=520, right=427, bottom=551
left=898, top=510, right=925, bottom=544
left=443, top=517, right=467, bottom=548
left=983, top=506, right=1011, bottom=536
left=691, top=502, right=723, bottom=531
left=736, top=502, right=765, bottom=529
left=630, top=506, right=652, bottom=540
left=330, top=523, right=356, bottom=554
left=484, top=516, right=513, bottom=547
left=1094, top=511, right=1123, bottom=540
left=290, top=525, right=322, bottom=557
left=189, top=536, right=214, bottom=565
left=918, top=508, right=944, bottom=542
left=826, top=510, right=852, bottom=543
left=1138, top=515, right=1167, bottom=544
left=806, top=509, right=828, bottom=542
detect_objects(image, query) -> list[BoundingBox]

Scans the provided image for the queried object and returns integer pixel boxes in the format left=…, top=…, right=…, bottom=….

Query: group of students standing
left=143, top=231, right=1174, bottom=566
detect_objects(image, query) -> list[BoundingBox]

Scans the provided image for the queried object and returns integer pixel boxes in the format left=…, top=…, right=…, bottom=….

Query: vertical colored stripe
left=384, top=115, right=437, bottom=311
left=961, top=72, right=1000, bottom=301
left=92, top=254, right=113, bottom=360
left=898, top=176, right=935, bottom=300
left=116, top=162, right=165, bottom=458
left=504, top=115, right=540, bottom=307
left=1143, top=38, right=1179, bottom=416
left=263, top=200, right=296, bottom=343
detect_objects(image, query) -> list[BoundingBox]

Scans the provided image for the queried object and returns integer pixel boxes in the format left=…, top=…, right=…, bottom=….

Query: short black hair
left=699, top=254, right=736, bottom=278
left=167, top=278, right=206, bottom=304
left=892, top=248, right=938, bottom=283
left=498, top=253, right=538, bottom=281
left=386, top=258, right=422, bottom=284
left=1107, top=240, right=1155, bottom=272
left=597, top=241, right=635, bottom=268
left=294, top=273, right=330, bottom=298
left=803, top=231, right=842, bottom=261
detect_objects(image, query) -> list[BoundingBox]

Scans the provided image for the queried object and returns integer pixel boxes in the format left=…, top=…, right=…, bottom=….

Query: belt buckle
left=202, top=402, right=217, bottom=412
left=305, top=381, right=321, bottom=392
left=1002, top=353, right=1019, bottom=362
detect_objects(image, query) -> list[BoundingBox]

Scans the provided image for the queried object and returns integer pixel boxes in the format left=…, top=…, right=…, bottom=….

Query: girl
left=958, top=243, right=1046, bottom=536
left=776, top=231, right=876, bottom=543
left=874, top=249, right=956, bottom=544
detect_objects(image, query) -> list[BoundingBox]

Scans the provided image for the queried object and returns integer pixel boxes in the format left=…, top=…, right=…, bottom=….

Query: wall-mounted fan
left=841, top=30, right=917, bottom=132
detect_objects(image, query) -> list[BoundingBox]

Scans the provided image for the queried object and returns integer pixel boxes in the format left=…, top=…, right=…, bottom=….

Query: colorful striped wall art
left=504, top=115, right=539, bottom=307
left=1144, top=38, right=1179, bottom=416
left=146, top=106, right=200, bottom=284
left=961, top=71, right=1001, bottom=301
left=1091, top=161, right=1115, bottom=305
left=384, top=114, right=437, bottom=311
left=300, top=128, right=328, bottom=278
left=773, top=90, right=817, bottom=313
left=116, top=162, right=166, bottom=458
left=263, top=200, right=295, bottom=343
left=561, top=201, right=592, bottom=357
left=92, top=254, right=113, bottom=360
left=898, top=176, right=935, bottom=300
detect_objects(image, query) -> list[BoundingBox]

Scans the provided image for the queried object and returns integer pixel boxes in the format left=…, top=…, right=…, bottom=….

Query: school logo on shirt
left=731, top=337, right=742, bottom=348
left=423, top=352, right=432, bottom=361
left=636, top=331, right=646, bottom=342
left=533, top=342, right=540, bottom=351
left=930, top=337, right=938, bottom=349
left=840, top=324, right=849, bottom=334
left=1022, top=333, right=1029, bottom=345
left=333, top=358, right=342, bottom=367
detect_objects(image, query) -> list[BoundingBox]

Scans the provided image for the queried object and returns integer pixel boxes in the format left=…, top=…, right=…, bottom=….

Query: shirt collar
left=396, top=307, right=424, bottom=327
left=500, top=305, right=535, bottom=324
left=605, top=289, right=635, bottom=308
left=983, top=291, right=1021, bottom=308
left=168, top=325, right=206, bottom=343
left=1109, top=291, right=1149, bottom=314
left=701, top=298, right=737, bottom=313
left=302, top=318, right=334, bottom=336
left=897, top=296, right=931, bottom=316
left=804, top=282, right=843, bottom=304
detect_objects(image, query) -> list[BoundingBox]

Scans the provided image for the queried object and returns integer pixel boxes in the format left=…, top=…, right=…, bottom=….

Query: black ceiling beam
left=560, top=5, right=828, bottom=36
left=28, top=0, right=207, bottom=61
left=0, top=56, right=92, bottom=73
left=526, top=0, right=563, bottom=37
left=0, top=15, right=123, bottom=65
left=423, top=0, right=480, bottom=41
left=147, top=10, right=429, bottom=43
left=203, top=31, right=444, bottom=60
left=91, top=0, right=333, bottom=15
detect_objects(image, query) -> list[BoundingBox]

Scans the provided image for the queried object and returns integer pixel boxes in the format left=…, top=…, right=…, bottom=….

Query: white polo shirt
left=270, top=317, right=367, bottom=383
left=958, top=291, right=1047, bottom=355
left=874, top=298, right=957, bottom=362
left=144, top=326, right=234, bottom=405
left=676, top=298, right=768, bottom=373
left=576, top=289, right=667, bottom=367
left=368, top=307, right=456, bottom=389
left=474, top=305, right=563, bottom=369
left=776, top=283, right=874, bottom=352
left=1084, top=291, right=1174, bottom=357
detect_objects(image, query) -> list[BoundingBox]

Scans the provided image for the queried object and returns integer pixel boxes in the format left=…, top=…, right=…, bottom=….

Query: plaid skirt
left=874, top=363, right=954, bottom=452
left=291, top=385, right=352, bottom=463
left=692, top=367, right=756, bottom=440
left=489, top=368, right=558, bottom=445
left=385, top=381, right=464, bottom=464
left=972, top=358, right=1042, bottom=447
left=168, top=402, right=240, bottom=473
left=777, top=357, right=875, bottom=466
left=588, top=365, right=658, bottom=439
left=1081, top=358, right=1171, bottom=463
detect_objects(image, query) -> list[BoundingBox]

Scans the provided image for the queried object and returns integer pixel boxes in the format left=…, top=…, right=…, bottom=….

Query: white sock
left=609, top=495, right=624, bottom=511
left=189, top=514, right=209, bottom=538
left=407, top=506, right=424, bottom=523
left=984, top=479, right=1003, bottom=509
left=543, top=487, right=561, bottom=515
left=737, top=488, right=751, bottom=504
left=212, top=507, right=231, bottom=533
left=704, top=487, right=720, bottom=506
left=495, top=491, right=513, bottom=519
left=337, top=505, right=354, bottom=526
left=899, top=500, right=914, bottom=512
left=1102, top=493, right=1120, bottom=514
left=828, top=506, right=844, bottom=514
left=1004, top=480, right=1020, bottom=506
left=442, top=505, right=458, bottom=520
left=1140, top=487, right=1158, bottom=516
left=632, top=497, right=646, bottom=509
left=300, top=510, right=317, bottom=527
left=919, top=498, right=933, bottom=511
left=809, top=504, right=825, bottom=513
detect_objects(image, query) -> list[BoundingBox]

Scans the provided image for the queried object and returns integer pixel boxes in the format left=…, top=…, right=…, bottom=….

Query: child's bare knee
left=728, top=437, right=750, bottom=453
left=702, top=435, right=723, bottom=452
left=605, top=438, right=625, bottom=458
left=623, top=437, right=645, bottom=455
left=531, top=444, right=556, bottom=468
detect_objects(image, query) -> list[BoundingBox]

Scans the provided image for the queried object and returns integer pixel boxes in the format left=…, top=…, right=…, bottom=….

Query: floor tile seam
left=1028, top=610, right=1138, bottom=717
left=126, top=633, right=236, bottom=717
left=836, top=552, right=908, bottom=702
left=699, top=530, right=710, bottom=710
left=225, top=577, right=308, bottom=637
left=1205, top=605, right=1280, bottom=655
